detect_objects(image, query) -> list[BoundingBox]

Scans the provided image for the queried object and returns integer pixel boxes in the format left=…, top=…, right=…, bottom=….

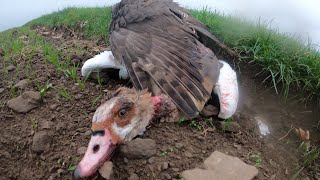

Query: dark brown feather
left=110, top=0, right=221, bottom=118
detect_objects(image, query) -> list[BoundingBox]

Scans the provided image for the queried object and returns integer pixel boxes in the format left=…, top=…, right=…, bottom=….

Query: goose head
left=74, top=87, right=163, bottom=179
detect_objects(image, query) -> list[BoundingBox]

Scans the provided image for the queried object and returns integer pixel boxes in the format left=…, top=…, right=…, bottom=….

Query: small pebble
left=49, top=104, right=58, bottom=110
left=124, top=157, right=129, bottom=164
left=184, top=151, right=193, bottom=158
left=163, top=173, right=171, bottom=179
left=84, top=130, right=92, bottom=136
left=6, top=65, right=16, bottom=71
left=162, top=162, right=169, bottom=170
left=148, top=157, right=155, bottom=164
left=175, top=143, right=184, bottom=150
left=128, top=173, right=139, bottom=180
left=172, top=168, right=179, bottom=172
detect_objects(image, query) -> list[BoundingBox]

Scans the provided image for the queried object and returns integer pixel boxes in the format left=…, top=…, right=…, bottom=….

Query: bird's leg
left=81, top=50, right=129, bottom=80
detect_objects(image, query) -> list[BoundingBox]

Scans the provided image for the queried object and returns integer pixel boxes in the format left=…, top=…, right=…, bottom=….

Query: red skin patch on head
left=150, top=96, right=161, bottom=111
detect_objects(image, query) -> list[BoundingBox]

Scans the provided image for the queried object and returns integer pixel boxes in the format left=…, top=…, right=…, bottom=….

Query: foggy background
left=0, top=0, right=319, bottom=48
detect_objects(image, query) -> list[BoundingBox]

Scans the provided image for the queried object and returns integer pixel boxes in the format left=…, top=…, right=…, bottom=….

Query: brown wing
left=109, top=0, right=220, bottom=118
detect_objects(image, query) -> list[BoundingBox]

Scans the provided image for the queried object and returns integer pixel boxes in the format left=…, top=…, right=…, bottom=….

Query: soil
left=0, top=26, right=319, bottom=180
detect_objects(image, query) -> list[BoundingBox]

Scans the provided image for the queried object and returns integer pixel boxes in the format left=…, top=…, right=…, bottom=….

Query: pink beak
left=73, top=129, right=117, bottom=179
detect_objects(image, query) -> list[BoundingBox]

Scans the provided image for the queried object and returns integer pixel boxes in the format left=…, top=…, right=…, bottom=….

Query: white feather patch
left=214, top=60, right=239, bottom=119
left=81, top=50, right=128, bottom=79
left=92, top=98, right=117, bottom=123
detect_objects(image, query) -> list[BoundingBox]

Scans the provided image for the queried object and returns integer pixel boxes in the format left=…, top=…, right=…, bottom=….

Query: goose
left=74, top=0, right=239, bottom=178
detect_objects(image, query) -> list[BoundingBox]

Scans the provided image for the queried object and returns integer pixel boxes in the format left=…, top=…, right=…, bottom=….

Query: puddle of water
left=255, top=116, right=271, bottom=137
left=237, top=62, right=320, bottom=146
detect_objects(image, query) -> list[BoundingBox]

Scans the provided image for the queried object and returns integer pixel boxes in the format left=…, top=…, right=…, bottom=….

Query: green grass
left=25, top=7, right=320, bottom=100
left=191, top=9, right=320, bottom=99
left=27, top=7, right=112, bottom=41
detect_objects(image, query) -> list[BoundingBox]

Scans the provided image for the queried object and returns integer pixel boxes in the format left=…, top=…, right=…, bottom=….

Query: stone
left=201, top=105, right=219, bottom=117
left=120, top=138, right=156, bottom=159
left=128, top=173, right=139, bottom=180
left=84, top=130, right=92, bottom=136
left=217, top=121, right=241, bottom=133
left=148, top=157, right=156, bottom=164
left=184, top=151, right=193, bottom=158
left=14, top=79, right=29, bottom=89
left=0, top=88, right=4, bottom=94
left=162, top=162, right=169, bottom=170
left=40, top=121, right=53, bottom=130
left=32, top=131, right=50, bottom=153
left=98, top=161, right=113, bottom=179
left=7, top=91, right=42, bottom=113
left=175, top=143, right=184, bottom=150
left=6, top=65, right=16, bottom=71
left=181, top=151, right=258, bottom=180
left=172, top=168, right=179, bottom=172
left=49, top=104, right=58, bottom=110
left=77, top=147, right=87, bottom=155
left=163, top=173, right=171, bottom=179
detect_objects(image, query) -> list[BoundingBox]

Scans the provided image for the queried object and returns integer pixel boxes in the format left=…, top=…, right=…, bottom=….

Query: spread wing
left=109, top=0, right=220, bottom=118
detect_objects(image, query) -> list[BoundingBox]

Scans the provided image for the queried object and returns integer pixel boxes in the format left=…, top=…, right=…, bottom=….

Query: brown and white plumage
left=109, top=0, right=220, bottom=118
left=74, top=0, right=239, bottom=179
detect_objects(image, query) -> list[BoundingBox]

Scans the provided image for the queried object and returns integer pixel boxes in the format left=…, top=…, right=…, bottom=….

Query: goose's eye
left=119, top=109, right=127, bottom=117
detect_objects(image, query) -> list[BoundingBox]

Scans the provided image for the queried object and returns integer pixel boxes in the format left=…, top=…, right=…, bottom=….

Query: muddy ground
left=0, top=26, right=319, bottom=180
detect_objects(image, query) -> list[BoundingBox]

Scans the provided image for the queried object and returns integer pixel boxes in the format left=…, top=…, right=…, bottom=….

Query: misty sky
left=0, top=0, right=319, bottom=48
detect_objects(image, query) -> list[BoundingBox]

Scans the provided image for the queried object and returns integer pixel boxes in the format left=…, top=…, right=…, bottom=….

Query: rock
left=201, top=105, right=219, bottom=117
left=172, top=168, right=179, bottom=172
left=217, top=121, right=241, bottom=133
left=124, top=157, right=129, bottom=164
left=162, top=162, right=169, bottom=170
left=163, top=173, right=171, bottom=179
left=77, top=147, right=87, bottom=155
left=40, top=121, right=53, bottom=130
left=14, top=79, right=29, bottom=89
left=120, top=138, right=156, bottom=159
left=6, top=65, right=16, bottom=71
left=148, top=157, right=156, bottom=164
left=32, top=131, right=50, bottom=153
left=98, top=161, right=113, bottom=179
left=0, top=88, right=4, bottom=94
left=181, top=151, right=258, bottom=180
left=175, top=143, right=184, bottom=150
left=57, top=169, right=64, bottom=177
left=7, top=91, right=42, bottom=113
left=207, top=127, right=216, bottom=132
left=84, top=130, right=92, bottom=136
left=128, top=173, right=139, bottom=180
left=184, top=151, right=193, bottom=158
left=49, top=104, right=58, bottom=110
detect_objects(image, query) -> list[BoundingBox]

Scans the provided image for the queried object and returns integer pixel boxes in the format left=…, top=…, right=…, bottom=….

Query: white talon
left=81, top=51, right=128, bottom=79
left=214, top=60, right=239, bottom=119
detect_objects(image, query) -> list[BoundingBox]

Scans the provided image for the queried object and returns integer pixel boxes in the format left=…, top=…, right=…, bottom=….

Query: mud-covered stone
left=98, top=161, right=113, bottom=179
left=77, top=147, right=87, bottom=155
left=181, top=151, right=258, bottom=180
left=7, top=91, right=41, bottom=113
left=14, top=79, right=29, bottom=89
left=6, top=65, right=16, bottom=71
left=120, top=138, right=156, bottom=159
left=32, top=131, right=51, bottom=153
left=128, top=173, right=139, bottom=180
